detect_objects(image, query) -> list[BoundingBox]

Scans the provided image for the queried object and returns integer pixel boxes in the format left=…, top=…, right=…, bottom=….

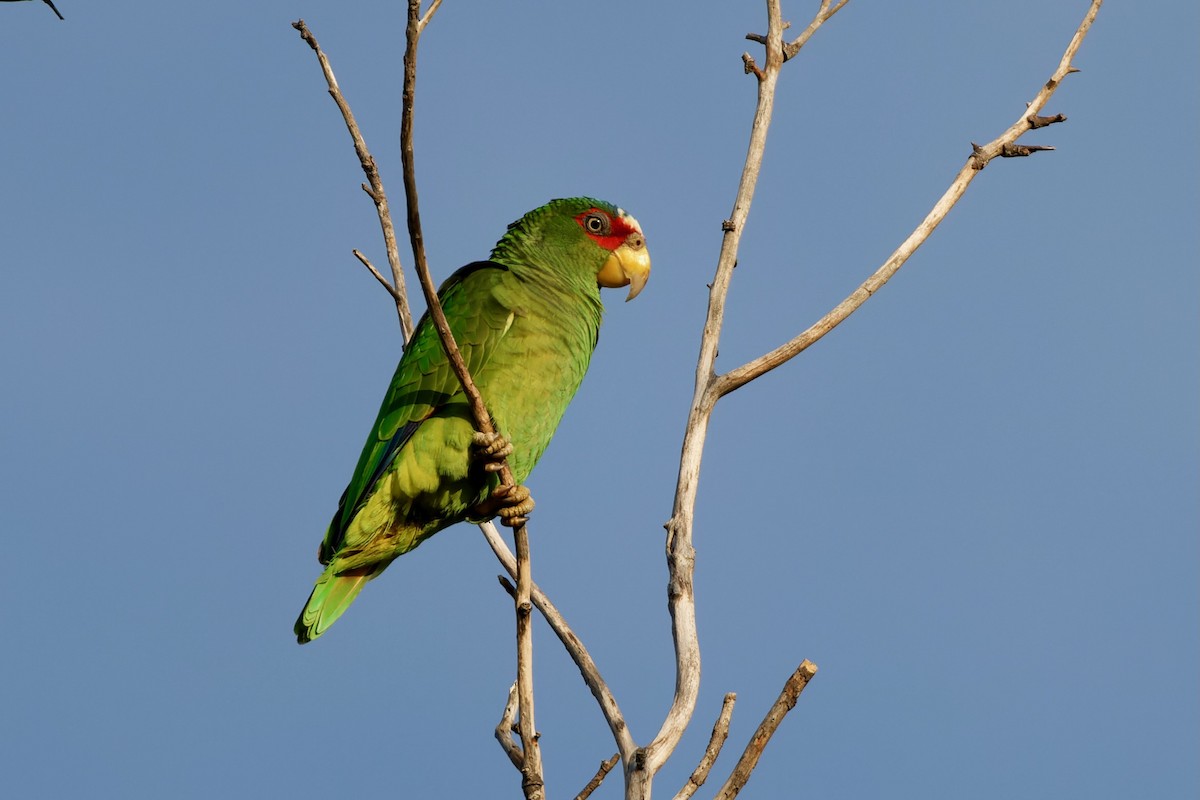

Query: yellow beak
left=596, top=231, right=651, bottom=301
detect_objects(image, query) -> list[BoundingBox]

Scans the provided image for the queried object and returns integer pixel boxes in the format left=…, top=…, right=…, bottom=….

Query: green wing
left=318, top=261, right=514, bottom=563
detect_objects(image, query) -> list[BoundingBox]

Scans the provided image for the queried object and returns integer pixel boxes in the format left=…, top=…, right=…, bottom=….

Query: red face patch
left=575, top=207, right=637, bottom=251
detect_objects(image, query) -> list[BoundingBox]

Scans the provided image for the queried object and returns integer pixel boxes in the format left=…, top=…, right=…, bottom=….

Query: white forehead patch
left=617, top=208, right=642, bottom=234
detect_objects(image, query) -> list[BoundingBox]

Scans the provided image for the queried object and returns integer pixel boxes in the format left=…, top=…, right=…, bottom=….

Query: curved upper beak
left=597, top=231, right=651, bottom=301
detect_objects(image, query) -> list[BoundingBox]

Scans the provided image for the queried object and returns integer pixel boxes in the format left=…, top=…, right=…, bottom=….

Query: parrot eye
left=582, top=212, right=611, bottom=235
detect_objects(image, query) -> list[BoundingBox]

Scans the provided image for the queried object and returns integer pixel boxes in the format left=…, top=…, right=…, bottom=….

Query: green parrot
left=295, top=197, right=651, bottom=643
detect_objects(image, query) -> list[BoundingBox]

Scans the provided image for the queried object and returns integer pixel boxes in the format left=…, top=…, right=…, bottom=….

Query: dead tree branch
left=495, top=682, right=524, bottom=770
left=352, top=249, right=407, bottom=307
left=488, top=528, right=637, bottom=763
left=673, top=693, right=737, bottom=800
left=713, top=661, right=818, bottom=800
left=635, top=1, right=840, bottom=794
left=710, top=0, right=1101, bottom=399
left=575, top=754, right=621, bottom=800
left=291, top=19, right=414, bottom=339
left=650, top=0, right=1101, bottom=796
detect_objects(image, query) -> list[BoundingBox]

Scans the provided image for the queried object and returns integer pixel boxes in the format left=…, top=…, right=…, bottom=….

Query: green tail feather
left=294, top=566, right=377, bottom=644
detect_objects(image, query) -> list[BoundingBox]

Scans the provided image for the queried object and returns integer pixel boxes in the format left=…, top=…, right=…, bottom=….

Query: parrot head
left=491, top=197, right=651, bottom=301
left=575, top=204, right=651, bottom=301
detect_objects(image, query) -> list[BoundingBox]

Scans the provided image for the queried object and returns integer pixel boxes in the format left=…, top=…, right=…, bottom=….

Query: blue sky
left=2, top=1, right=1196, bottom=797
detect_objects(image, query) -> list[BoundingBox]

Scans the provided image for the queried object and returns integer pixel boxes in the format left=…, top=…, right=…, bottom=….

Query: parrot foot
left=471, top=430, right=514, bottom=473
left=471, top=482, right=535, bottom=527
left=494, top=483, right=535, bottom=527
left=469, top=432, right=533, bottom=525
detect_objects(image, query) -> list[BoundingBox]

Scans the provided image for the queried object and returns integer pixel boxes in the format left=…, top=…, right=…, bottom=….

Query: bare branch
left=673, top=693, right=737, bottom=800
left=396, top=2, right=544, bottom=795
left=418, top=0, right=444, bottom=29
left=512, top=515, right=544, bottom=800
left=642, top=2, right=1102, bottom=795
left=351, top=249, right=406, bottom=306
left=711, top=0, right=1103, bottom=398
left=574, top=754, right=621, bottom=800
left=638, top=1, right=807, bottom=791
left=291, top=19, right=414, bottom=340
left=485, top=524, right=637, bottom=762
left=713, top=661, right=818, bottom=800
left=495, top=683, right=524, bottom=770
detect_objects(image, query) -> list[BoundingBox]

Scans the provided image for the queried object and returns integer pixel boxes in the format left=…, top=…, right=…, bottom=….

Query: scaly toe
left=495, top=484, right=534, bottom=527
left=471, top=431, right=514, bottom=471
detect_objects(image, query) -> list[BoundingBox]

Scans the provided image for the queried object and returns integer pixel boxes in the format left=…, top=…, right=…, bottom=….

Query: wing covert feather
left=325, top=262, right=513, bottom=549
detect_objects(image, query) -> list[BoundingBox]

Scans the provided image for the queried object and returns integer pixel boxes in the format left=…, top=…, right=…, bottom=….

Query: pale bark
left=291, top=19, right=414, bottom=340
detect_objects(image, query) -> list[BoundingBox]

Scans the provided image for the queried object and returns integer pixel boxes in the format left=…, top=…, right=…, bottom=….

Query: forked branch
left=488, top=528, right=636, bottom=762
left=712, top=0, right=1102, bottom=398
left=654, top=0, right=1101, bottom=797
left=642, top=0, right=831, bottom=792
left=745, top=0, right=849, bottom=62
left=292, top=19, right=414, bottom=339
left=495, top=683, right=523, bottom=770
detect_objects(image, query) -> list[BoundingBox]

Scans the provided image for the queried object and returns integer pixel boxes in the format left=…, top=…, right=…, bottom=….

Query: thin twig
left=397, top=2, right=543, bottom=796
left=711, top=0, right=1103, bottom=398
left=575, top=754, right=621, bottom=800
left=418, top=0, right=443, bottom=28
left=352, top=249, right=406, bottom=306
left=495, top=683, right=524, bottom=770
left=291, top=19, right=414, bottom=339
left=713, top=661, right=818, bottom=800
left=673, top=693, right=737, bottom=800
